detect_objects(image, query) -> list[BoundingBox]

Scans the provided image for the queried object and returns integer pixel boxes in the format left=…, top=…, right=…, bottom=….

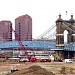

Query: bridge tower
left=56, top=14, right=75, bottom=47
left=56, top=14, right=64, bottom=47
left=56, top=14, right=75, bottom=59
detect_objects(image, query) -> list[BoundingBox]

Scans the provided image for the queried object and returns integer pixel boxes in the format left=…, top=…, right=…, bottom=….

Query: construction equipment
left=10, top=24, right=32, bottom=60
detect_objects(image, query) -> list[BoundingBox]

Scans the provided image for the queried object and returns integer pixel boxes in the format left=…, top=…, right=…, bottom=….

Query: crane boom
left=11, top=25, right=29, bottom=56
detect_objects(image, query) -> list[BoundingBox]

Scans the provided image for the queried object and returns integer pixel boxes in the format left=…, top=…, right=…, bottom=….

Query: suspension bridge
left=0, top=14, right=75, bottom=59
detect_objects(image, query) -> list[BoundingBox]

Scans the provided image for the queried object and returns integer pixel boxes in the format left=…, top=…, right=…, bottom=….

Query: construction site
left=0, top=14, right=75, bottom=75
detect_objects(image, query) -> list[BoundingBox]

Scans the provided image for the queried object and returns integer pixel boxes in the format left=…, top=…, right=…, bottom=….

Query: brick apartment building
left=15, top=14, right=32, bottom=41
left=0, top=21, right=12, bottom=42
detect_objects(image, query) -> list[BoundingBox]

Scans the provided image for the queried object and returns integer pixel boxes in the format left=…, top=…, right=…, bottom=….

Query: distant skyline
left=0, top=0, right=75, bottom=38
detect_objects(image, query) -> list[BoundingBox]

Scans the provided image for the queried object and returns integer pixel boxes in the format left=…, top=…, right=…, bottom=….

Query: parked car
left=8, top=57, right=20, bottom=62
left=30, top=56, right=37, bottom=62
left=33, top=55, right=51, bottom=62
left=20, top=57, right=29, bottom=62
left=65, top=59, right=72, bottom=63
left=40, top=56, right=51, bottom=62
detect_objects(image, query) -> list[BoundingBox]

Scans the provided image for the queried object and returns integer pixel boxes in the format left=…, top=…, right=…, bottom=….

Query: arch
left=64, top=30, right=68, bottom=44
left=56, top=15, right=75, bottom=47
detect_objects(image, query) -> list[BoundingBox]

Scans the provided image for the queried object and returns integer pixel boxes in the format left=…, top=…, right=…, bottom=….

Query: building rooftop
left=0, top=41, right=57, bottom=50
left=0, top=40, right=75, bottom=51
left=15, top=14, right=32, bottom=20
left=64, top=42, right=75, bottom=51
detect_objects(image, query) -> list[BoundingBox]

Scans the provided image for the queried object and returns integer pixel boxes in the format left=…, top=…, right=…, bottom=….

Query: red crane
left=12, top=25, right=33, bottom=61
left=11, top=25, right=29, bottom=57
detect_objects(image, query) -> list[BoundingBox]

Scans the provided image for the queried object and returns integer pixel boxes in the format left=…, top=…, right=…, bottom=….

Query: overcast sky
left=0, top=0, right=75, bottom=39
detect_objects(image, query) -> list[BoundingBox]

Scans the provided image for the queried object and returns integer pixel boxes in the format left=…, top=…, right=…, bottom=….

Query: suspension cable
left=47, top=32, right=56, bottom=38
left=37, top=24, right=56, bottom=39
left=63, top=21, right=75, bottom=33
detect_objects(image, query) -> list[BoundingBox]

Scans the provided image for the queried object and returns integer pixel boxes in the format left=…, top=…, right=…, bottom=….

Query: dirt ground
left=7, top=65, right=55, bottom=75
left=34, top=62, right=75, bottom=75
left=0, top=62, right=75, bottom=75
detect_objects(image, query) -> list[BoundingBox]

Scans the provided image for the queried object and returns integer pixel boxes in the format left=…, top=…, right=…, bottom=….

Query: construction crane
left=10, top=24, right=32, bottom=60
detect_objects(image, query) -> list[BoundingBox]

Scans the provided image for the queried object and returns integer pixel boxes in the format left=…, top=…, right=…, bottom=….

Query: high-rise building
left=0, top=20, right=12, bottom=42
left=15, top=14, right=32, bottom=41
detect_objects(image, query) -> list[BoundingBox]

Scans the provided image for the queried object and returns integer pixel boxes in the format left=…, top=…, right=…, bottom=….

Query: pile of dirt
left=60, top=66, right=75, bottom=74
left=7, top=65, right=55, bottom=75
